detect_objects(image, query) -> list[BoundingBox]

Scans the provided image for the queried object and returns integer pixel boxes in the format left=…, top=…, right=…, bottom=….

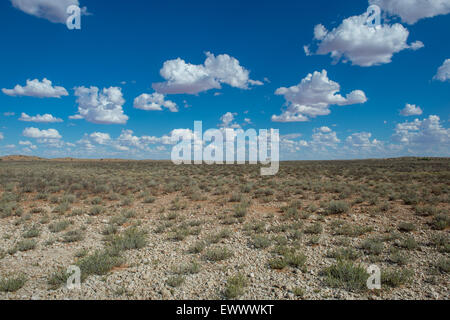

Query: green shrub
left=172, top=261, right=201, bottom=275
left=327, top=248, right=360, bottom=261
left=188, top=241, right=206, bottom=254
left=398, top=222, right=416, bottom=232
left=321, top=260, right=368, bottom=292
left=251, top=235, right=272, bottom=249
left=49, top=220, right=71, bottom=233
left=204, top=247, right=233, bottom=262
left=88, top=205, right=104, bottom=216
left=326, top=201, right=350, bottom=215
left=233, top=204, right=247, bottom=218
left=15, top=239, right=37, bottom=252
left=207, top=229, right=232, bottom=244
left=381, top=269, right=413, bottom=287
left=22, top=225, right=40, bottom=238
left=436, top=258, right=450, bottom=273
left=224, top=273, right=248, bottom=299
left=389, top=249, right=409, bottom=266
left=62, top=229, right=84, bottom=243
left=304, top=223, right=322, bottom=235
left=77, top=250, right=124, bottom=280
left=48, top=268, right=70, bottom=290
left=166, top=275, right=185, bottom=288
left=108, top=227, right=147, bottom=251
left=362, top=238, right=383, bottom=255
left=399, top=236, right=418, bottom=250
left=431, top=214, right=450, bottom=230
left=268, top=257, right=288, bottom=270
left=431, top=234, right=450, bottom=253
left=0, top=274, right=27, bottom=292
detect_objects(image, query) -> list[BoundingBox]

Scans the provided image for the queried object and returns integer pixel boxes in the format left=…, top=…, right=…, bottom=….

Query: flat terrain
left=0, top=158, right=448, bottom=300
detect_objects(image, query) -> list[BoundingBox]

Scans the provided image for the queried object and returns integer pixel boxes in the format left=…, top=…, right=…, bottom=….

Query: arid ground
left=0, top=157, right=448, bottom=300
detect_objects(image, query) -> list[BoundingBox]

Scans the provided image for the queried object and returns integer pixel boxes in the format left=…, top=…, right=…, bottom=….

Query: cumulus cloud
left=310, top=127, right=341, bottom=149
left=89, top=132, right=111, bottom=145
left=19, top=112, right=63, bottom=123
left=309, top=11, right=423, bottom=67
left=433, top=59, right=450, bottom=81
left=219, top=112, right=241, bottom=129
left=272, top=70, right=367, bottom=122
left=2, top=78, right=68, bottom=98
left=19, top=140, right=37, bottom=150
left=10, top=0, right=88, bottom=24
left=23, top=127, right=61, bottom=139
left=77, top=129, right=176, bottom=154
left=152, top=52, right=261, bottom=94
left=133, top=93, right=178, bottom=112
left=112, top=129, right=181, bottom=151
left=369, top=0, right=450, bottom=24
left=400, top=103, right=423, bottom=116
left=392, top=115, right=450, bottom=154
left=71, top=86, right=128, bottom=124
left=318, top=126, right=332, bottom=133
left=345, top=132, right=383, bottom=149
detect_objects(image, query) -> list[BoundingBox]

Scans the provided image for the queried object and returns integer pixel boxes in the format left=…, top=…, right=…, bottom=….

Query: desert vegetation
left=0, top=157, right=448, bottom=299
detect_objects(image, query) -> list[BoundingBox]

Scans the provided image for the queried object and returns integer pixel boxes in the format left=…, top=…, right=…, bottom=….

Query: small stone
left=161, top=289, right=171, bottom=299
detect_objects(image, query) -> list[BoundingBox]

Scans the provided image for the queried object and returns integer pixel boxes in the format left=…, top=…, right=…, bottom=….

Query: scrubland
left=0, top=157, right=448, bottom=300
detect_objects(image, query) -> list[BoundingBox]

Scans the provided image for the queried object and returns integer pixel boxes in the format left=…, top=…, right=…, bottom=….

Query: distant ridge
left=0, top=155, right=47, bottom=161
left=0, top=155, right=168, bottom=162
left=0, top=155, right=448, bottom=162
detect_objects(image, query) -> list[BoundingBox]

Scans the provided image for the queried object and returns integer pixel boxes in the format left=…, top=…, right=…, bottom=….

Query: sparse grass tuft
left=325, top=201, right=350, bottom=215
left=0, top=274, right=27, bottom=292
left=49, top=220, right=71, bottom=233
left=77, top=250, right=124, bottom=280
left=166, top=275, right=185, bottom=288
left=204, top=246, right=233, bottom=262
left=224, top=273, right=248, bottom=299
left=381, top=268, right=413, bottom=288
left=321, top=260, right=368, bottom=292
left=108, top=227, right=147, bottom=251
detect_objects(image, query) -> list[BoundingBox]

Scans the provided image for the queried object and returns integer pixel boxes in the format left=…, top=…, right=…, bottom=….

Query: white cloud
left=152, top=52, right=261, bottom=94
left=219, top=112, right=241, bottom=129
left=410, top=40, right=425, bottom=50
left=318, top=126, right=332, bottom=133
left=369, top=0, right=450, bottom=24
left=310, top=11, right=422, bottom=67
left=72, top=86, right=128, bottom=124
left=89, top=132, right=111, bottom=145
left=10, top=0, right=88, bottom=24
left=116, top=130, right=146, bottom=150
left=19, top=140, right=37, bottom=150
left=19, top=112, right=63, bottom=123
left=392, top=115, right=450, bottom=152
left=281, top=133, right=303, bottom=140
left=400, top=103, right=423, bottom=116
left=3, top=112, right=15, bottom=116
left=77, top=129, right=175, bottom=154
left=23, top=127, right=62, bottom=139
left=345, top=132, right=383, bottom=149
left=272, top=70, right=367, bottom=122
left=2, top=78, right=68, bottom=98
left=433, top=59, right=450, bottom=81
left=0, top=132, right=3, bottom=140
left=311, top=127, right=341, bottom=149
left=133, top=93, right=178, bottom=112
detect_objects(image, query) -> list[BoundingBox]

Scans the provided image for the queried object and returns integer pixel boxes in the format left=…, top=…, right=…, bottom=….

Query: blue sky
left=0, top=0, right=449, bottom=160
